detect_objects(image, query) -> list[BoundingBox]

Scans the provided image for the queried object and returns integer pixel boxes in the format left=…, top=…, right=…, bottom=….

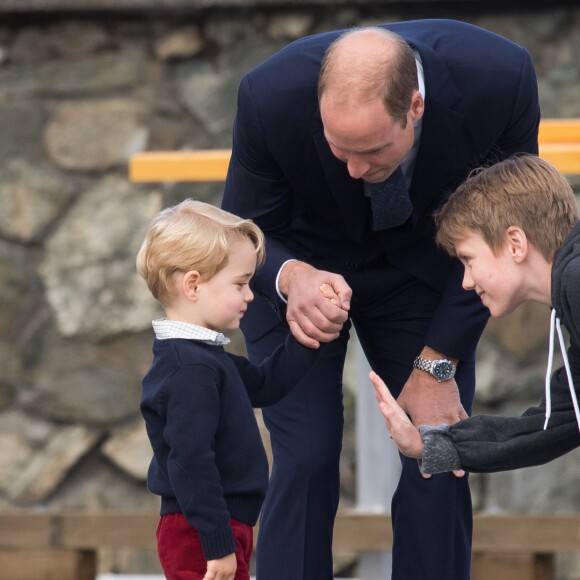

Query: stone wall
left=1, top=3, right=580, bottom=577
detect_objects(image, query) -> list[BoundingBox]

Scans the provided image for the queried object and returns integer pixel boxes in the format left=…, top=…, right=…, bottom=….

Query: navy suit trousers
left=244, top=261, right=476, bottom=580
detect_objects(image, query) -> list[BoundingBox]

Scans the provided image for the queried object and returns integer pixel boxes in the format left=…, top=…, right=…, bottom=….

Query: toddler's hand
left=203, top=552, right=236, bottom=579
left=319, top=283, right=343, bottom=307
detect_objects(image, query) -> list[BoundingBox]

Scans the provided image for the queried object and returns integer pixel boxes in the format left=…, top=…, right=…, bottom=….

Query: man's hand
left=203, top=553, right=237, bottom=580
left=278, top=261, right=351, bottom=348
left=396, top=348, right=466, bottom=478
left=397, top=370, right=467, bottom=427
left=397, top=347, right=466, bottom=426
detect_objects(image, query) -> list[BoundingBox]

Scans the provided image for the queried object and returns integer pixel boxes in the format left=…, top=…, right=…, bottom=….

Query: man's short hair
left=435, top=155, right=578, bottom=261
left=137, top=199, right=265, bottom=305
left=318, top=26, right=418, bottom=126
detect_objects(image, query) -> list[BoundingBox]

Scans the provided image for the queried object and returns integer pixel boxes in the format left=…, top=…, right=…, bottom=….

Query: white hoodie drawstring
left=543, top=309, right=555, bottom=430
left=544, top=309, right=580, bottom=434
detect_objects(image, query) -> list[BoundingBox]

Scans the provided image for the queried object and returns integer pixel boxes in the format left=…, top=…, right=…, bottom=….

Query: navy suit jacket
left=223, top=19, right=540, bottom=361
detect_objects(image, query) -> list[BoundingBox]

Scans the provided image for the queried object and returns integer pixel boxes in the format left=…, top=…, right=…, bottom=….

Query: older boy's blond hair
left=137, top=199, right=265, bottom=306
left=435, top=155, right=578, bottom=262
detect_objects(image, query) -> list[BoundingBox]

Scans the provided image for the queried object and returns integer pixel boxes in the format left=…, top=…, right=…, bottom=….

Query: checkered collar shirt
left=152, top=318, right=230, bottom=346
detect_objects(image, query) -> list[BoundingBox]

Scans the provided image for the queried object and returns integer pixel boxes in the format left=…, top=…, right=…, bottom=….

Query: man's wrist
left=417, top=346, right=458, bottom=365
left=413, top=348, right=458, bottom=383
left=276, top=259, right=299, bottom=303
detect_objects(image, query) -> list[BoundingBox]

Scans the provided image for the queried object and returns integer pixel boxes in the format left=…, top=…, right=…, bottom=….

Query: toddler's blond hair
left=137, top=199, right=265, bottom=305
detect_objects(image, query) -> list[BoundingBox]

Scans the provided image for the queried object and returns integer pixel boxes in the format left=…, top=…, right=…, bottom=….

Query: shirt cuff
left=275, top=259, right=298, bottom=304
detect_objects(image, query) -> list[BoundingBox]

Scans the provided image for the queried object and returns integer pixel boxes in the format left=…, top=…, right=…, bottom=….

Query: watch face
left=432, top=361, right=454, bottom=381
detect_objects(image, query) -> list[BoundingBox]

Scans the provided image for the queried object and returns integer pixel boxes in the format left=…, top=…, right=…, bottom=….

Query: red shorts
left=156, top=513, right=254, bottom=580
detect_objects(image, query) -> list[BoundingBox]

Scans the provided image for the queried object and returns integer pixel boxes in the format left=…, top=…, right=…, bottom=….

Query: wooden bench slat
left=128, top=119, right=580, bottom=182
left=538, top=143, right=580, bottom=174
left=472, top=514, right=580, bottom=553
left=539, top=118, right=580, bottom=144
left=129, top=149, right=231, bottom=182
left=0, top=513, right=55, bottom=548
left=59, top=513, right=157, bottom=549
left=471, top=553, right=554, bottom=580
left=129, top=145, right=580, bottom=181
left=335, top=513, right=580, bottom=553
left=0, top=548, right=96, bottom=580
left=3, top=512, right=580, bottom=553
left=333, top=512, right=393, bottom=552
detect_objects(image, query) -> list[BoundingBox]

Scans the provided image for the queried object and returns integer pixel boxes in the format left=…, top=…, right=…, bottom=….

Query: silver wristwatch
left=413, top=356, right=456, bottom=382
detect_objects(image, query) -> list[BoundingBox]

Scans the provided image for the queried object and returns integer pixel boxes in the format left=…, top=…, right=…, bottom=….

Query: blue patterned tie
left=364, top=166, right=412, bottom=230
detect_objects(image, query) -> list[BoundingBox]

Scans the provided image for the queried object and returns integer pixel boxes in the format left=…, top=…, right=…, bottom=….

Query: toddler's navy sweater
left=141, top=333, right=322, bottom=560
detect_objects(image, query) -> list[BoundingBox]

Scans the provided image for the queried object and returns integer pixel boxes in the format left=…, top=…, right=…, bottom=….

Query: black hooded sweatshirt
left=421, top=221, right=580, bottom=474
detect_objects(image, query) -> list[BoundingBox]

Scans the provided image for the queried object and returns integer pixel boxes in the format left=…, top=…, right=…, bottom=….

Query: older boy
left=136, top=200, right=325, bottom=580
left=371, top=155, right=580, bottom=475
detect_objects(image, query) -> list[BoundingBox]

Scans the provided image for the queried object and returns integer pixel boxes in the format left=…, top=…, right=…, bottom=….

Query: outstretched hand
left=369, top=371, right=425, bottom=461
left=371, top=371, right=466, bottom=479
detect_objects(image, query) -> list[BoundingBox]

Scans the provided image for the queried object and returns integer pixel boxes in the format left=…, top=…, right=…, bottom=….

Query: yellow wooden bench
left=1, top=511, right=578, bottom=579
left=129, top=118, right=580, bottom=182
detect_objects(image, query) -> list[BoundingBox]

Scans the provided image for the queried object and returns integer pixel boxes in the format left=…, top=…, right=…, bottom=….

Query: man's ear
left=182, top=270, right=201, bottom=300
left=505, top=226, right=528, bottom=263
left=409, top=90, right=424, bottom=122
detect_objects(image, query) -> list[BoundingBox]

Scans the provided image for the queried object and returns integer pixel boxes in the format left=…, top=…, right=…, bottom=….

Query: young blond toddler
left=137, top=200, right=326, bottom=579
